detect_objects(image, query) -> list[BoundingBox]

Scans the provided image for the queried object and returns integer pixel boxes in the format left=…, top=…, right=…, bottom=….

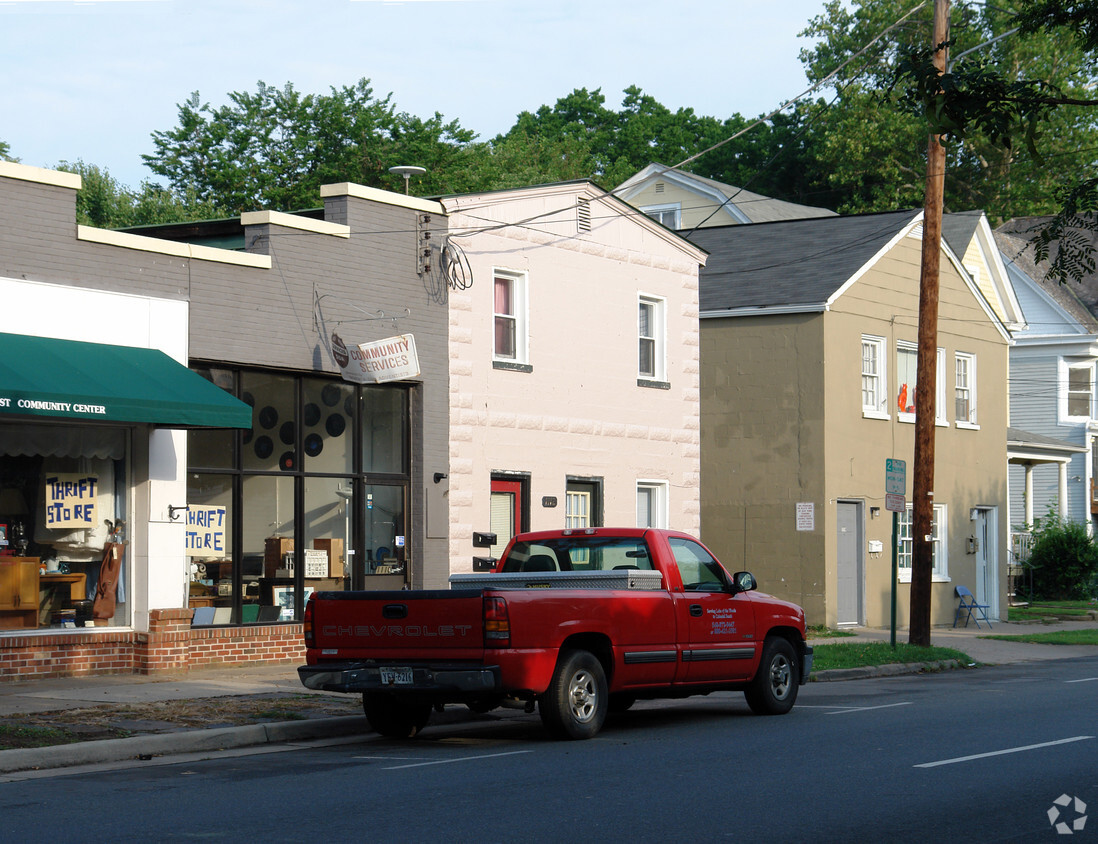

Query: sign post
left=885, top=459, right=907, bottom=648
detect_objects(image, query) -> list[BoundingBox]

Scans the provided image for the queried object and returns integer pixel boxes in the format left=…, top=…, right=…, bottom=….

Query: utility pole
left=910, top=0, right=950, bottom=648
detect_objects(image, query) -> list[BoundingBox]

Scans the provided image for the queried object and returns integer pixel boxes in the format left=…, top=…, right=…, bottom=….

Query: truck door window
left=669, top=537, right=726, bottom=591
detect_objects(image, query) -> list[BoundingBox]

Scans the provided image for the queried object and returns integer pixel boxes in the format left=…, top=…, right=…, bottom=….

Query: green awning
left=0, top=333, right=251, bottom=428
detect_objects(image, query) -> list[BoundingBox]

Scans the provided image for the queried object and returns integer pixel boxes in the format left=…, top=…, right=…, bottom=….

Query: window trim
left=861, top=334, right=889, bottom=419
left=638, top=293, right=667, bottom=384
left=640, top=203, right=681, bottom=229
left=636, top=480, right=670, bottom=529
left=896, top=341, right=946, bottom=425
left=493, top=269, right=529, bottom=365
left=1061, top=359, right=1095, bottom=423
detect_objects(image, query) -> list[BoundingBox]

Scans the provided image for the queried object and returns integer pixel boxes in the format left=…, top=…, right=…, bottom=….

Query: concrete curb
left=0, top=715, right=368, bottom=774
left=810, top=659, right=968, bottom=682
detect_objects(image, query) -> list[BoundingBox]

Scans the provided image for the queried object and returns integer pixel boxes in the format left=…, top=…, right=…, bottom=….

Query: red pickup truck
left=298, top=527, right=812, bottom=740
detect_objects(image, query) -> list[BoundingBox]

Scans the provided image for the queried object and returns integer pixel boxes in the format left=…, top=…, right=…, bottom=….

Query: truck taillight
left=484, top=596, right=510, bottom=648
left=303, top=595, right=314, bottom=647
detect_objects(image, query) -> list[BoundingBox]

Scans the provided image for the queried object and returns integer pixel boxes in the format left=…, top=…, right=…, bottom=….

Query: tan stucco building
left=690, top=210, right=1011, bottom=628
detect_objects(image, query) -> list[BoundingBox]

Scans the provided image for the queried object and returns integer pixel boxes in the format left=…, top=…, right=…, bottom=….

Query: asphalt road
left=2, top=656, right=1096, bottom=843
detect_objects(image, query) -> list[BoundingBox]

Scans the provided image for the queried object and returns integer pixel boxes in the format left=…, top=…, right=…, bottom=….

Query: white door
left=974, top=507, right=999, bottom=619
left=836, top=501, right=864, bottom=626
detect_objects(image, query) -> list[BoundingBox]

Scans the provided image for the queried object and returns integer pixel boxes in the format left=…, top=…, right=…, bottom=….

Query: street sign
left=885, top=458, right=906, bottom=494
left=885, top=493, right=906, bottom=513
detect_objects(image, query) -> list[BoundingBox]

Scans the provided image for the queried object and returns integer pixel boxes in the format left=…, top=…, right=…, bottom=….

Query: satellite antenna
left=389, top=165, right=426, bottom=195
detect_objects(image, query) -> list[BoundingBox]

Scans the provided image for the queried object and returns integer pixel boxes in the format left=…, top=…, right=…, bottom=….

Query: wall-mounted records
left=258, top=406, right=278, bottom=429
left=304, top=433, right=324, bottom=457
left=321, top=383, right=342, bottom=407
left=279, top=421, right=295, bottom=445
left=325, top=413, right=346, bottom=437
left=303, top=402, right=321, bottom=427
left=254, top=436, right=273, bottom=460
left=279, top=451, right=296, bottom=471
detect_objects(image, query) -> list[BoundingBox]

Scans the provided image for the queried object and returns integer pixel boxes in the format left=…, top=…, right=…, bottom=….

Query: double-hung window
left=861, top=335, right=888, bottom=418
left=897, top=503, right=948, bottom=581
left=638, top=295, right=667, bottom=384
left=636, top=481, right=669, bottom=528
left=493, top=271, right=528, bottom=366
left=896, top=342, right=946, bottom=423
left=1063, top=361, right=1095, bottom=421
left=641, top=203, right=681, bottom=229
left=955, top=352, right=977, bottom=427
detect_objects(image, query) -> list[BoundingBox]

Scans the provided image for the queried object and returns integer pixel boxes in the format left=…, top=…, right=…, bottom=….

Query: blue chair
left=954, top=585, right=992, bottom=629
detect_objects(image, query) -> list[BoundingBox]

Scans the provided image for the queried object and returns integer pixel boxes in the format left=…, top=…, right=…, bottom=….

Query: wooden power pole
left=910, top=0, right=950, bottom=647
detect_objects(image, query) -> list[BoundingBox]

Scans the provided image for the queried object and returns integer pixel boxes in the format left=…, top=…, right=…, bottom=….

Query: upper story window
left=493, top=270, right=528, bottom=365
left=861, top=335, right=888, bottom=418
left=638, top=294, right=667, bottom=384
left=636, top=480, right=669, bottom=529
left=897, top=341, right=946, bottom=424
left=641, top=203, right=681, bottom=229
left=955, top=352, right=978, bottom=428
left=1063, top=361, right=1095, bottom=422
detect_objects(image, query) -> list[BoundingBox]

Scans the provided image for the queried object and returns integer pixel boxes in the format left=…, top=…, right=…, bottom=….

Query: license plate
left=379, top=667, right=413, bottom=686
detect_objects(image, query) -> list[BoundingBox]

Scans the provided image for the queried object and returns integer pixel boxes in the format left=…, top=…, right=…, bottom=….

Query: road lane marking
left=382, top=750, right=533, bottom=770
left=1065, top=677, right=1098, bottom=684
left=826, top=702, right=913, bottom=715
left=915, top=736, right=1094, bottom=768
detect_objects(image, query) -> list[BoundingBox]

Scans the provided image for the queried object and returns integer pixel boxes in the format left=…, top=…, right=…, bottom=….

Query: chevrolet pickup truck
left=298, top=527, right=812, bottom=740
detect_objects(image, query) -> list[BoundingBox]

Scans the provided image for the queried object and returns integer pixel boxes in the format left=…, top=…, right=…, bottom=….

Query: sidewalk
left=0, top=618, right=1096, bottom=777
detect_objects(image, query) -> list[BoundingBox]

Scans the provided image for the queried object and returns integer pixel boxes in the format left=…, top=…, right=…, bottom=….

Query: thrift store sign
left=331, top=332, right=420, bottom=384
left=185, top=505, right=226, bottom=556
left=44, top=473, right=99, bottom=529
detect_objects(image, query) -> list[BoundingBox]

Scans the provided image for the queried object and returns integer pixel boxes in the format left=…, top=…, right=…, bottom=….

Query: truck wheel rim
left=770, top=654, right=792, bottom=700
left=568, top=669, right=598, bottom=723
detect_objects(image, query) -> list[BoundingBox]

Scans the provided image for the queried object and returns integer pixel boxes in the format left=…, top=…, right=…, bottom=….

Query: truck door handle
left=382, top=604, right=408, bottom=619
left=689, top=604, right=703, bottom=617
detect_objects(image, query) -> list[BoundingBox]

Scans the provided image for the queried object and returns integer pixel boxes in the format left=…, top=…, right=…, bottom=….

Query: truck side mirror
left=731, top=571, right=757, bottom=594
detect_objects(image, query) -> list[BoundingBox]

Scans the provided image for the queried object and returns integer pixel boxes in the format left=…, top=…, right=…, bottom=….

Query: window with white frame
left=861, top=335, right=888, bottom=417
left=1065, top=362, right=1095, bottom=420
left=565, top=490, right=591, bottom=529
left=636, top=481, right=669, bottom=528
left=638, top=295, right=666, bottom=382
left=641, top=203, right=681, bottom=229
left=896, top=342, right=946, bottom=423
left=897, top=503, right=948, bottom=581
left=493, top=271, right=528, bottom=364
left=955, top=352, right=977, bottom=427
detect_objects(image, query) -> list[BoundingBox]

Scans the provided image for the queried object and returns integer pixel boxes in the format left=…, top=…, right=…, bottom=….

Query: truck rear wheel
left=744, top=637, right=799, bottom=715
left=539, top=649, right=608, bottom=740
left=363, top=692, right=432, bottom=738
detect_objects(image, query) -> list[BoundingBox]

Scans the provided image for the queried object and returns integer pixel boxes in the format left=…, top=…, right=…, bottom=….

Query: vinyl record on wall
left=344, top=396, right=356, bottom=417
left=304, top=433, right=324, bottom=457
left=325, top=413, right=346, bottom=437
left=279, top=451, right=296, bottom=471
left=303, top=402, right=321, bottom=427
left=279, top=421, right=295, bottom=446
left=242, top=391, right=255, bottom=407
left=242, top=429, right=254, bottom=445
left=258, top=406, right=278, bottom=429
left=254, top=436, right=273, bottom=460
left=321, top=383, right=342, bottom=407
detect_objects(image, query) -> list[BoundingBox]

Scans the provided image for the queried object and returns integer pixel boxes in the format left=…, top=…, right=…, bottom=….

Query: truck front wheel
left=363, top=692, right=432, bottom=738
left=539, top=649, right=608, bottom=740
left=744, top=637, right=799, bottom=715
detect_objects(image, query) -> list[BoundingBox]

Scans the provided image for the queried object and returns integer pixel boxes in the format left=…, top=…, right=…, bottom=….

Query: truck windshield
left=502, top=537, right=653, bottom=573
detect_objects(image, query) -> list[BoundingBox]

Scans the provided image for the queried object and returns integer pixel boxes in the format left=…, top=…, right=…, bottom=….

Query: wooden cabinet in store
left=0, top=556, right=40, bottom=629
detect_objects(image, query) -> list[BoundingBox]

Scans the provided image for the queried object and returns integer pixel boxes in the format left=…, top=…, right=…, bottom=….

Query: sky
left=1, top=0, right=833, bottom=190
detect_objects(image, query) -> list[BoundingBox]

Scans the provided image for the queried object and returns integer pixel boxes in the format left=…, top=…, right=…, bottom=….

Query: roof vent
left=577, top=198, right=591, bottom=233
left=655, top=182, right=665, bottom=193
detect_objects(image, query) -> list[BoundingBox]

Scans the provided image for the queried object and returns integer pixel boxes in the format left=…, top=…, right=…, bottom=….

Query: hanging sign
left=331, top=332, right=420, bottom=384
left=44, top=474, right=99, bottom=530
left=185, top=505, right=226, bottom=556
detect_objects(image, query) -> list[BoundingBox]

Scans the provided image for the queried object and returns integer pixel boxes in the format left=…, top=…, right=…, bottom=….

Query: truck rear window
left=502, top=538, right=653, bottom=573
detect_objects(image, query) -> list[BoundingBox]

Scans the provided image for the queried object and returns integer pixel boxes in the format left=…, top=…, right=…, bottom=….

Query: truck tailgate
left=308, top=589, right=486, bottom=661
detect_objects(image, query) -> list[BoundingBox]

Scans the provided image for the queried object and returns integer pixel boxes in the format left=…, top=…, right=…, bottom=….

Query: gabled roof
left=687, top=209, right=922, bottom=313
left=614, top=163, right=837, bottom=225
left=941, top=210, right=1026, bottom=329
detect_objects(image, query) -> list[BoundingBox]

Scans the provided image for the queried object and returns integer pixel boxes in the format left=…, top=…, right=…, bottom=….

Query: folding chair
left=954, top=585, right=992, bottom=629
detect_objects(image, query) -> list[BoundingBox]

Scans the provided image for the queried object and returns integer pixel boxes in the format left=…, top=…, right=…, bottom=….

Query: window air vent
left=577, top=198, right=591, bottom=233
left=655, top=182, right=665, bottom=193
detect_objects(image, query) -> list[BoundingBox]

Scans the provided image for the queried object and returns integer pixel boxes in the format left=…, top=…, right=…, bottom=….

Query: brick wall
left=0, top=610, right=304, bottom=682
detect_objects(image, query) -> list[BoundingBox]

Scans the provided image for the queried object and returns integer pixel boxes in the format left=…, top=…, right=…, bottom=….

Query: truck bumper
left=800, top=645, right=814, bottom=684
left=298, top=662, right=502, bottom=695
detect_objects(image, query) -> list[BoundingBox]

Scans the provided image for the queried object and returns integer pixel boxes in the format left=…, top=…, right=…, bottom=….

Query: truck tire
left=363, top=692, right=432, bottom=738
left=539, top=649, right=608, bottom=740
left=744, top=637, right=799, bottom=715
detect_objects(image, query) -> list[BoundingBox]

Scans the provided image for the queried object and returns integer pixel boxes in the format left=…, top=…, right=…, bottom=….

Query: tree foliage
left=1024, top=510, right=1098, bottom=600
left=0, top=139, right=15, bottom=162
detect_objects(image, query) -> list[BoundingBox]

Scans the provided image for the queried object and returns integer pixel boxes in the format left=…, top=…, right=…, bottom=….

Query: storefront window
left=185, top=472, right=234, bottom=620
left=186, top=369, right=412, bottom=622
left=0, top=424, right=128, bottom=631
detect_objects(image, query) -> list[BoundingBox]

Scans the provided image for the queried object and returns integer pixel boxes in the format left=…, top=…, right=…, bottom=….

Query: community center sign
left=331, top=332, right=420, bottom=384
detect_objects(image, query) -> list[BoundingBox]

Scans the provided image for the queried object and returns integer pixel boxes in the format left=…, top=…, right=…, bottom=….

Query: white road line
left=915, top=736, right=1094, bottom=768
left=383, top=750, right=533, bottom=770
left=826, top=702, right=913, bottom=715
left=1065, top=677, right=1098, bottom=684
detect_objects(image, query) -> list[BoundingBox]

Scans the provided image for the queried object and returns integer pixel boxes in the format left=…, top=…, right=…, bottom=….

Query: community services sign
left=331, top=332, right=420, bottom=384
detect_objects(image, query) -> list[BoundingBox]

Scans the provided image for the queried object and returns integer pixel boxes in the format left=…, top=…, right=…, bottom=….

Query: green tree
left=800, top=0, right=1098, bottom=223
left=0, top=140, right=15, bottom=162
left=1024, top=510, right=1098, bottom=600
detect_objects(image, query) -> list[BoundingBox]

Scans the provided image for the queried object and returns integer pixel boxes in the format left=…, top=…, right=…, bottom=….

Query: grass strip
left=982, top=629, right=1098, bottom=646
left=811, top=642, right=971, bottom=672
